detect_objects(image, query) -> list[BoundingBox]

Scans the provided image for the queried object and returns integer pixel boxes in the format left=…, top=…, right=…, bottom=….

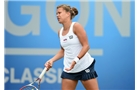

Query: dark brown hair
left=57, top=4, right=78, bottom=19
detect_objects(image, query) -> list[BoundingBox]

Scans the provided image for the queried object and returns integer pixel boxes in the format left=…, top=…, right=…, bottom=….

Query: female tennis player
left=45, top=4, right=99, bottom=90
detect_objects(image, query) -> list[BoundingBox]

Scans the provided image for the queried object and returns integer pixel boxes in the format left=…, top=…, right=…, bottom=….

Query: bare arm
left=65, top=23, right=90, bottom=71
left=45, top=30, right=64, bottom=70
left=49, top=47, right=64, bottom=63
left=73, top=22, right=89, bottom=59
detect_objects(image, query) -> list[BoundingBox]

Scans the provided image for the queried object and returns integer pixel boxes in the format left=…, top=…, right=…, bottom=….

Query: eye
left=56, top=12, right=61, bottom=15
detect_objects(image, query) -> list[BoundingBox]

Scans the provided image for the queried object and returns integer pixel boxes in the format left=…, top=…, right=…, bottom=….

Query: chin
left=57, top=19, right=64, bottom=24
left=58, top=21, right=62, bottom=24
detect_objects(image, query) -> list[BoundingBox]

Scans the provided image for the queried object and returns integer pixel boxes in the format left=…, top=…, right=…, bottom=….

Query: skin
left=45, top=7, right=99, bottom=90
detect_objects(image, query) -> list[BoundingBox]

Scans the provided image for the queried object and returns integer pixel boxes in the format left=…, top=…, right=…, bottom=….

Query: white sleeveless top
left=59, top=22, right=94, bottom=73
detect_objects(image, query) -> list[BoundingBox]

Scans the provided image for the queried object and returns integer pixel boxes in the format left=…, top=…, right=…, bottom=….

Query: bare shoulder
left=73, top=22, right=83, bottom=28
left=73, top=22, right=85, bottom=34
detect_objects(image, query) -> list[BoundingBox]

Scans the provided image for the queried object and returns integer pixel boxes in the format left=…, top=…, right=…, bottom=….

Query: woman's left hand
left=65, top=61, right=76, bottom=71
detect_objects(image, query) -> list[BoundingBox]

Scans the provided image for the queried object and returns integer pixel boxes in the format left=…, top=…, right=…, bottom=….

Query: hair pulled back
left=57, top=4, right=78, bottom=19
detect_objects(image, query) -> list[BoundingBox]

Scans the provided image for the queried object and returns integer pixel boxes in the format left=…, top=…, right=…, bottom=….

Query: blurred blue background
left=4, top=0, right=135, bottom=90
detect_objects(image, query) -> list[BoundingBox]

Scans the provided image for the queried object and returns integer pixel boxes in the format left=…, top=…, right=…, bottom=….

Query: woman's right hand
left=44, top=60, right=54, bottom=71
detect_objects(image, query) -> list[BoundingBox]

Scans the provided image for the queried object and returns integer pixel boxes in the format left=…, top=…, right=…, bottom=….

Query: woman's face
left=56, top=7, right=70, bottom=23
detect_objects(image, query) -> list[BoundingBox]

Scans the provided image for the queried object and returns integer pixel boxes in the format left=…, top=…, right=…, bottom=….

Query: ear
left=66, top=11, right=71, bottom=17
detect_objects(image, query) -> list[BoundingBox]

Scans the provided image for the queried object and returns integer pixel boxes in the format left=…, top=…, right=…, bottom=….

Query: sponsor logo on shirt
left=69, top=35, right=73, bottom=39
left=63, top=38, right=67, bottom=41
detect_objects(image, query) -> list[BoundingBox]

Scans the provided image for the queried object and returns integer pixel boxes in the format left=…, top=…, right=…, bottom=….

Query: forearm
left=50, top=48, right=64, bottom=62
left=77, top=45, right=89, bottom=59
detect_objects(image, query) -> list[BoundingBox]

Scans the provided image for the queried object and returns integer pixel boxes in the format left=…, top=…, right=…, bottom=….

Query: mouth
left=57, top=18, right=61, bottom=22
left=57, top=18, right=60, bottom=20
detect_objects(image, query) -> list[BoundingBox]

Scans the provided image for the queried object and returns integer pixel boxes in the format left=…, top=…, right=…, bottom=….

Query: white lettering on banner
left=58, top=68, right=62, bottom=83
left=4, top=68, right=62, bottom=84
left=4, top=68, right=9, bottom=83
left=46, top=68, right=57, bottom=84
left=10, top=68, right=20, bottom=83
left=34, top=68, right=62, bottom=83
left=5, top=1, right=130, bottom=37
left=94, top=1, right=130, bottom=37
left=21, top=68, right=33, bottom=83
left=4, top=1, right=132, bottom=56
left=5, top=1, right=40, bottom=36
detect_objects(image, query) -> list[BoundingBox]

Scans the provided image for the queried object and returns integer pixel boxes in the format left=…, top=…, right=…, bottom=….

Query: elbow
left=88, top=45, right=90, bottom=50
left=86, top=45, right=90, bottom=51
left=82, top=44, right=90, bottom=51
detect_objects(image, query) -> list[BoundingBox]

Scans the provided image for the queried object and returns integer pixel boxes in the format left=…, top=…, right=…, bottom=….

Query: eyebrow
left=56, top=11, right=60, bottom=15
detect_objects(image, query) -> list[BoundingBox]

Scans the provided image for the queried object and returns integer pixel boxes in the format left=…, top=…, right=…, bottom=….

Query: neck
left=62, top=20, right=72, bottom=31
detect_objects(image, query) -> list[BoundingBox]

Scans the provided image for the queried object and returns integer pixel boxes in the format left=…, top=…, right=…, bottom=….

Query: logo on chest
left=63, top=38, right=67, bottom=41
left=69, top=35, right=73, bottom=39
left=63, top=35, right=73, bottom=42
